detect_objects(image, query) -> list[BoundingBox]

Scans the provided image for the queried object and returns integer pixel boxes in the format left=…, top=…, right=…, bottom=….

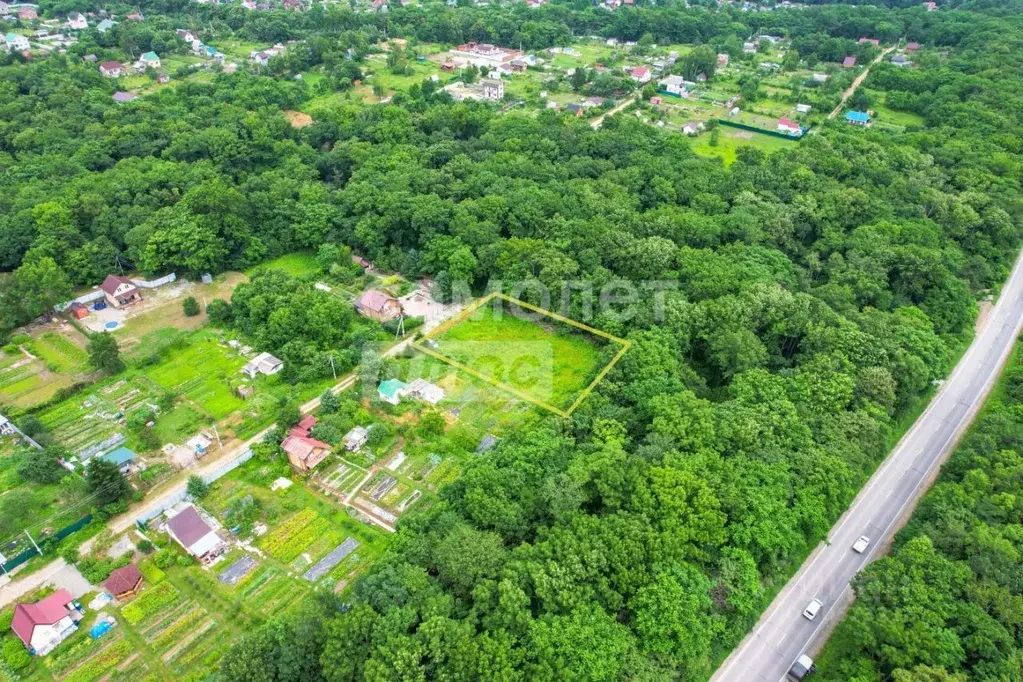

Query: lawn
left=429, top=301, right=606, bottom=411
left=867, top=91, right=926, bottom=127
left=0, top=328, right=90, bottom=409
left=247, top=251, right=321, bottom=278
left=143, top=330, right=246, bottom=420
left=691, top=126, right=798, bottom=165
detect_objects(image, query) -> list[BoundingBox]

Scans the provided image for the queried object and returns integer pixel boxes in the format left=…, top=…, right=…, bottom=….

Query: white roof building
left=241, top=352, right=283, bottom=379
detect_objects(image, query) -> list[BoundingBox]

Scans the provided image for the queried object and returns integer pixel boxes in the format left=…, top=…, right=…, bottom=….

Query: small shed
left=103, top=564, right=143, bottom=600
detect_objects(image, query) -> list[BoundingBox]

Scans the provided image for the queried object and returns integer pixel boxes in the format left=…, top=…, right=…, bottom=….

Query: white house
left=10, top=590, right=84, bottom=656
left=795, top=103, right=812, bottom=113
left=64, top=12, right=87, bottom=30
left=342, top=425, right=370, bottom=451
left=406, top=378, right=445, bottom=405
left=240, top=352, right=283, bottom=379
left=659, top=74, right=688, bottom=96
left=480, top=78, right=504, bottom=101
left=3, top=32, right=29, bottom=52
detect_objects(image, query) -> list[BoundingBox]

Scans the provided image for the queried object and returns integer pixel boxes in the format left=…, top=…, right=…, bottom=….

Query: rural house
left=480, top=78, right=504, bottom=101
left=777, top=117, right=802, bottom=135
left=136, top=50, right=160, bottom=69
left=342, top=425, right=370, bottom=451
left=100, top=274, right=142, bottom=307
left=630, top=66, right=651, bottom=83
left=100, top=445, right=138, bottom=474
left=659, top=75, right=688, bottom=97
left=4, top=32, right=29, bottom=52
left=240, top=352, right=283, bottom=379
left=846, top=110, right=871, bottom=126
left=96, top=18, right=115, bottom=32
left=10, top=589, right=84, bottom=655
left=112, top=91, right=137, bottom=103
left=378, top=378, right=407, bottom=405
left=406, top=378, right=445, bottom=405
left=842, top=56, right=857, bottom=68
left=354, top=289, right=401, bottom=322
left=99, top=61, right=123, bottom=77
left=166, top=504, right=226, bottom=564
left=103, top=564, right=144, bottom=600
left=280, top=415, right=331, bottom=473
left=64, top=12, right=87, bottom=29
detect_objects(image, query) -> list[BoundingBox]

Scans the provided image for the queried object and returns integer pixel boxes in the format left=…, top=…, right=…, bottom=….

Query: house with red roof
left=777, top=117, right=801, bottom=135
left=10, top=589, right=84, bottom=655
left=281, top=414, right=331, bottom=473
left=858, top=37, right=880, bottom=47
left=99, top=61, right=123, bottom=77
left=99, top=274, right=141, bottom=308
left=842, top=56, right=857, bottom=68
left=103, top=564, right=144, bottom=600
left=629, top=66, right=651, bottom=83
left=906, top=41, right=921, bottom=52
left=354, top=289, right=401, bottom=322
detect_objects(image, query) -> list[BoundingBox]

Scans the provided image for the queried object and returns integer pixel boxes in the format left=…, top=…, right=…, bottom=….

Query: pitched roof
left=11, top=589, right=74, bottom=647
left=842, top=56, right=856, bottom=67
left=355, top=289, right=397, bottom=313
left=101, top=445, right=137, bottom=466
left=100, top=60, right=121, bottom=70
left=100, top=274, right=135, bottom=294
left=141, top=51, right=159, bottom=60
left=288, top=414, right=317, bottom=438
left=112, top=92, right=136, bottom=102
left=846, top=110, right=870, bottom=122
left=103, top=564, right=142, bottom=595
left=280, top=435, right=331, bottom=461
left=378, top=378, right=406, bottom=400
left=167, top=505, right=213, bottom=548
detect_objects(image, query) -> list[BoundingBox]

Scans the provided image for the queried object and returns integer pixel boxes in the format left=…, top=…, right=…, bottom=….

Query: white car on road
left=802, top=598, right=823, bottom=621
left=852, top=536, right=871, bottom=553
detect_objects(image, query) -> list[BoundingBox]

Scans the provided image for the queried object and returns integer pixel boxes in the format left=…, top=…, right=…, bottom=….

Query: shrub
left=154, top=550, right=176, bottom=569
left=137, top=539, right=154, bottom=554
left=2, top=637, right=31, bottom=670
left=182, top=296, right=201, bottom=317
left=176, top=554, right=193, bottom=567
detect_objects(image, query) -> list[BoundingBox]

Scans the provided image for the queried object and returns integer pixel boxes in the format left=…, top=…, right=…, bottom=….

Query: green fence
left=716, top=118, right=808, bottom=140
left=1, top=515, right=93, bottom=574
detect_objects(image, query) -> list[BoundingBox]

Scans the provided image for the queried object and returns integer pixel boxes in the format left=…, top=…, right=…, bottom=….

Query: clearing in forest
left=415, top=292, right=629, bottom=417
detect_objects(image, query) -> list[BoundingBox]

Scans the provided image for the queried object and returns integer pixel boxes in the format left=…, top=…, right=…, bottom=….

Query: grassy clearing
left=433, top=304, right=603, bottom=410
left=143, top=331, right=246, bottom=420
left=691, top=126, right=798, bottom=165
left=247, top=251, right=321, bottom=278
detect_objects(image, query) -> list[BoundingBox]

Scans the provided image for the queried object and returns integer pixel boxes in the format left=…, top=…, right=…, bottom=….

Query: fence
left=716, top=118, right=808, bottom=140
left=131, top=273, right=177, bottom=289
left=54, top=273, right=177, bottom=311
left=0, top=515, right=93, bottom=574
left=134, top=448, right=254, bottom=526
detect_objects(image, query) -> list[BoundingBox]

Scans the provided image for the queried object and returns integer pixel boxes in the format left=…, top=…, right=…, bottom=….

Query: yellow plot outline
left=413, top=292, right=631, bottom=418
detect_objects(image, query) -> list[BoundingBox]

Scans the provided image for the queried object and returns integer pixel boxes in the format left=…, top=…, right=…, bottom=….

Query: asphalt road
left=712, top=249, right=1023, bottom=682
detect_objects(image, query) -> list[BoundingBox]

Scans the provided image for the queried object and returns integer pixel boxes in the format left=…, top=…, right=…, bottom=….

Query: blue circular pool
left=104, top=321, right=119, bottom=330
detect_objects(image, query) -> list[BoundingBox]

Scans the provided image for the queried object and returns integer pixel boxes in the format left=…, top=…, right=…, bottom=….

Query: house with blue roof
left=96, top=19, right=116, bottom=33
left=846, top=110, right=871, bottom=126
left=100, top=445, right=138, bottom=474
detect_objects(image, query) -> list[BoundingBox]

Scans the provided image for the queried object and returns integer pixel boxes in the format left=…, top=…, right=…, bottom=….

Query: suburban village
left=0, top=0, right=963, bottom=680
left=0, top=247, right=570, bottom=681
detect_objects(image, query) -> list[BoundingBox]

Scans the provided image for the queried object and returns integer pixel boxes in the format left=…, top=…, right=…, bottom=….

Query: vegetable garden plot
left=218, top=554, right=258, bottom=585
left=303, top=537, right=359, bottom=582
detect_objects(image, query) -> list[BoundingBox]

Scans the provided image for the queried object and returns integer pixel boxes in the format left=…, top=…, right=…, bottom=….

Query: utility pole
left=328, top=354, right=337, bottom=380
left=212, top=424, right=223, bottom=450
left=24, top=529, right=41, bottom=555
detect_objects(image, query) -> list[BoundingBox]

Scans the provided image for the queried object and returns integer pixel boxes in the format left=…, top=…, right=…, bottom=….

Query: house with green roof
left=378, top=379, right=407, bottom=405
left=136, top=51, right=160, bottom=70
left=100, top=445, right=138, bottom=474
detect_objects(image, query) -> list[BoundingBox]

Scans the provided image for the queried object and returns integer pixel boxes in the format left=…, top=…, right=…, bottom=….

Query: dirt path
left=828, top=46, right=896, bottom=120
left=591, top=96, right=637, bottom=129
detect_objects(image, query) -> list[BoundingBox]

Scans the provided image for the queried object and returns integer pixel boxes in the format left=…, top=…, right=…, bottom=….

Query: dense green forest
left=2, top=0, right=1023, bottom=678
left=817, top=343, right=1023, bottom=682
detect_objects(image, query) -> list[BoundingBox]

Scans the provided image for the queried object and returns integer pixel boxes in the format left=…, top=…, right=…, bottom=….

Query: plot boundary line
left=414, top=292, right=630, bottom=417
